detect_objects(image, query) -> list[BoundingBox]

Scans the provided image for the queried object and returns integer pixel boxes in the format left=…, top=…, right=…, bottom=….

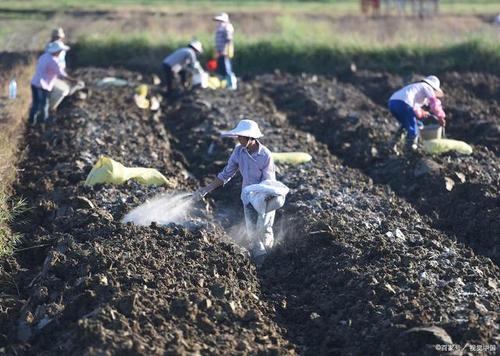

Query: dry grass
left=0, top=57, right=33, bottom=256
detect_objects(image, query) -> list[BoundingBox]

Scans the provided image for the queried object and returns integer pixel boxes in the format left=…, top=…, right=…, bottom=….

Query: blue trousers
left=388, top=99, right=418, bottom=139
left=29, top=85, right=50, bottom=124
left=216, top=55, right=233, bottom=77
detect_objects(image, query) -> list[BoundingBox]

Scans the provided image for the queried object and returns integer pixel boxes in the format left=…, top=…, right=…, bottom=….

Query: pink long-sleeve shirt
left=217, top=142, right=276, bottom=189
left=31, top=52, right=67, bottom=91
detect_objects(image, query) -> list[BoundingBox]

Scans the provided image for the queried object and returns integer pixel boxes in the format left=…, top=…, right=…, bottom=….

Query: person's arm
left=194, top=147, right=239, bottom=198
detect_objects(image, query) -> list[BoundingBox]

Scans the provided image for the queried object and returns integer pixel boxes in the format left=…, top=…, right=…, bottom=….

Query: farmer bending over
left=162, top=40, right=203, bottom=95
left=194, top=119, right=277, bottom=264
left=388, top=75, right=446, bottom=153
left=30, top=41, right=78, bottom=125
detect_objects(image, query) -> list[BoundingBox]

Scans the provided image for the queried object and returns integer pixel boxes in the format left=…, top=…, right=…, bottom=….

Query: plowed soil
left=1, top=67, right=498, bottom=355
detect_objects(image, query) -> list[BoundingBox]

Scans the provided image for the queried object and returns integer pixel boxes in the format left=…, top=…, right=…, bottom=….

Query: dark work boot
left=390, top=127, right=405, bottom=155
left=404, top=136, right=419, bottom=153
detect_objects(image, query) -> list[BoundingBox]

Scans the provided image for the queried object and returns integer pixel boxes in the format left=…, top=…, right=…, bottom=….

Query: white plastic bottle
left=8, top=79, right=17, bottom=99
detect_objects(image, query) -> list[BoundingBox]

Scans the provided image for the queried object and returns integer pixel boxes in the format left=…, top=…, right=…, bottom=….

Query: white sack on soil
left=241, top=180, right=289, bottom=214
left=122, top=193, right=194, bottom=226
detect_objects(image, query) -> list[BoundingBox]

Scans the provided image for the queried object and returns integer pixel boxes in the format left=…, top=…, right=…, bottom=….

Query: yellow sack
left=84, top=156, right=170, bottom=187
left=207, top=76, right=227, bottom=90
left=135, top=84, right=148, bottom=97
left=134, top=94, right=150, bottom=109
left=271, top=152, right=312, bottom=165
left=423, top=139, right=473, bottom=155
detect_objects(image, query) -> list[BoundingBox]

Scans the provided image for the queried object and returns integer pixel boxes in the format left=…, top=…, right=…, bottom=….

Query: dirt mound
left=1, top=68, right=499, bottom=355
left=163, top=84, right=499, bottom=354
left=0, top=68, right=295, bottom=354
left=260, top=72, right=500, bottom=264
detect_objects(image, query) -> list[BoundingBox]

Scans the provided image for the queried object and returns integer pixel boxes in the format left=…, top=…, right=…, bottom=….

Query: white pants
left=243, top=203, right=275, bottom=257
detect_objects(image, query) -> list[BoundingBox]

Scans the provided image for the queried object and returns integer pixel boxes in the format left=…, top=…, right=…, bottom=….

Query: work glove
left=192, top=187, right=209, bottom=201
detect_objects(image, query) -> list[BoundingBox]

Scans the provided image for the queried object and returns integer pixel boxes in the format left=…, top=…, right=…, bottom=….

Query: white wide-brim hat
left=213, top=12, right=229, bottom=23
left=47, top=41, right=70, bottom=53
left=188, top=40, right=203, bottom=54
left=422, top=75, right=443, bottom=97
left=220, top=119, right=263, bottom=139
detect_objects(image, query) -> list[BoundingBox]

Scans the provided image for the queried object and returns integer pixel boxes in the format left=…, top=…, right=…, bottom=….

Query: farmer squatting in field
left=194, top=120, right=282, bottom=265
left=162, top=40, right=204, bottom=95
left=388, top=75, right=446, bottom=153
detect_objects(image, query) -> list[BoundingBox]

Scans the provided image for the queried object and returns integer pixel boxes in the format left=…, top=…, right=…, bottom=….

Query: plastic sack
left=136, top=84, right=148, bottom=97
left=271, top=152, right=312, bottom=165
left=241, top=180, right=289, bottom=214
left=97, top=77, right=128, bottom=87
left=207, top=76, right=226, bottom=89
left=49, top=78, right=70, bottom=110
left=423, top=139, right=473, bottom=155
left=84, top=156, right=170, bottom=186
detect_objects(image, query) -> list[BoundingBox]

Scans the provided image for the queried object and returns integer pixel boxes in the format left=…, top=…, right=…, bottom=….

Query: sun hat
left=51, top=27, right=65, bottom=39
left=188, top=40, right=203, bottom=54
left=422, top=75, right=443, bottom=97
left=46, top=41, right=70, bottom=54
left=220, top=119, right=263, bottom=139
left=213, top=12, right=229, bottom=23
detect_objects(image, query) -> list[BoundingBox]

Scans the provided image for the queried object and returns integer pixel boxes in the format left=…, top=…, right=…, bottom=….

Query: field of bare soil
left=0, top=65, right=498, bottom=355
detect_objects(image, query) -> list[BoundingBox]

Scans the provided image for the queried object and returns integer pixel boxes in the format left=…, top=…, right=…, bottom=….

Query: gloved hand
left=192, top=187, right=209, bottom=201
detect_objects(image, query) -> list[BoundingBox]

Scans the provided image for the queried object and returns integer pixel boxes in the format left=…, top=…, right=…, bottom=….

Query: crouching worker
left=388, top=75, right=446, bottom=153
left=162, top=40, right=203, bottom=95
left=30, top=41, right=78, bottom=125
left=194, top=119, right=286, bottom=265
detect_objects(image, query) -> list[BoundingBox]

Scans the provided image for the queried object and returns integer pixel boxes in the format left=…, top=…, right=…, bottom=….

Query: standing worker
left=46, top=28, right=67, bottom=70
left=388, top=75, right=446, bottom=153
left=45, top=27, right=84, bottom=110
left=194, top=119, right=280, bottom=264
left=30, top=41, right=78, bottom=125
left=213, top=12, right=237, bottom=90
left=162, top=40, right=203, bottom=95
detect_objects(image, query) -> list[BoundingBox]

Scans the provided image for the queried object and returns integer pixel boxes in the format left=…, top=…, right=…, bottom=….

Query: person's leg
left=40, top=89, right=50, bottom=122
left=163, top=64, right=174, bottom=93
left=258, top=209, right=276, bottom=250
left=223, top=57, right=237, bottom=90
left=244, top=204, right=266, bottom=258
left=216, top=55, right=227, bottom=77
left=29, top=85, right=40, bottom=125
left=179, top=69, right=188, bottom=89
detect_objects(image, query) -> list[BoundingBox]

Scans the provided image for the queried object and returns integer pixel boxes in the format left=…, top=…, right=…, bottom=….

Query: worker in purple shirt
left=30, top=41, right=77, bottom=124
left=195, top=119, right=276, bottom=263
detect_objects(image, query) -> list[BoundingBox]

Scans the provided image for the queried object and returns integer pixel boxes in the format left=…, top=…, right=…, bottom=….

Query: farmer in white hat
left=45, top=27, right=85, bottom=110
left=30, top=41, right=78, bottom=124
left=162, top=40, right=203, bottom=95
left=213, top=12, right=236, bottom=90
left=194, top=119, right=277, bottom=264
left=388, top=75, right=446, bottom=153
left=46, top=27, right=67, bottom=69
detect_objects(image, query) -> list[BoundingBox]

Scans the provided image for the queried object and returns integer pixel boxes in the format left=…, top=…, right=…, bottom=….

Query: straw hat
left=422, top=75, right=443, bottom=97
left=213, top=12, right=229, bottom=23
left=51, top=27, right=65, bottom=39
left=188, top=40, right=203, bottom=54
left=46, top=41, right=70, bottom=54
left=220, top=119, right=263, bottom=139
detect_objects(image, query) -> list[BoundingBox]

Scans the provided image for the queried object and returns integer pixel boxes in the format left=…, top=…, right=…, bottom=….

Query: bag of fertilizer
left=241, top=180, right=289, bottom=214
